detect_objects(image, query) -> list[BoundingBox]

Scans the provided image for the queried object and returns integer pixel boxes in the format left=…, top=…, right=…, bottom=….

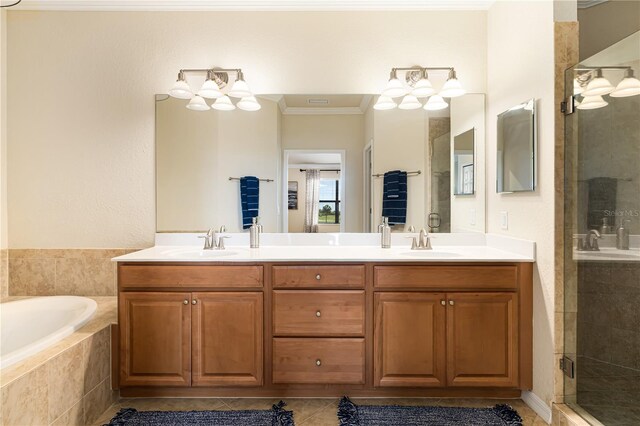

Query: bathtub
left=1, top=296, right=98, bottom=369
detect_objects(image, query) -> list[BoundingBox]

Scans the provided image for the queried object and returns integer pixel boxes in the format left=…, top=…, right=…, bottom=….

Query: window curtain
left=304, top=169, right=321, bottom=233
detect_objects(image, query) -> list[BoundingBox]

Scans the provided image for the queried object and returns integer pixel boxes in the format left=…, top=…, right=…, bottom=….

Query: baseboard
left=521, top=390, right=552, bottom=424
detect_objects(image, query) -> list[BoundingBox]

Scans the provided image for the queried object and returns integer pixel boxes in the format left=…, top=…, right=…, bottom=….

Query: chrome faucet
left=407, top=228, right=433, bottom=250
left=199, top=228, right=230, bottom=250
left=574, top=229, right=601, bottom=252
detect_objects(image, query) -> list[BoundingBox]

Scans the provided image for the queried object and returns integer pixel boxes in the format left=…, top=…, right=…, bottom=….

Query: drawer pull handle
left=316, top=310, right=321, bottom=317
left=192, top=300, right=197, bottom=305
left=449, top=300, right=454, bottom=306
left=316, top=359, right=322, bottom=366
left=440, top=300, right=446, bottom=306
left=183, top=300, right=189, bottom=305
left=315, top=274, right=321, bottom=280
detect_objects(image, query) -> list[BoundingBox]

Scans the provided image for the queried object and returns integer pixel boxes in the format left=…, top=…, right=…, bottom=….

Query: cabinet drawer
left=374, top=265, right=518, bottom=290
left=272, top=338, right=365, bottom=384
left=273, top=290, right=364, bottom=337
left=272, top=265, right=364, bottom=288
left=119, top=265, right=263, bottom=288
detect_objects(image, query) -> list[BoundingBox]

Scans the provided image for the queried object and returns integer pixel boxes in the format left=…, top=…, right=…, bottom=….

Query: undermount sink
left=400, top=251, right=462, bottom=258
left=162, top=248, right=239, bottom=259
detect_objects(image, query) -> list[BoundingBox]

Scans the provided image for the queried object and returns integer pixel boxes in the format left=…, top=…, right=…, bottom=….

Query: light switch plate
left=469, top=209, right=476, bottom=226
left=500, top=211, right=508, bottom=230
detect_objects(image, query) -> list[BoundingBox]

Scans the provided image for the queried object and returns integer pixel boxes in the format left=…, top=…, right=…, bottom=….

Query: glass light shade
left=439, top=77, right=466, bottom=98
left=573, top=78, right=584, bottom=96
left=373, top=96, right=397, bottom=110
left=198, top=79, right=223, bottom=99
left=186, top=95, right=210, bottom=111
left=169, top=79, right=192, bottom=99
left=576, top=95, right=608, bottom=110
left=424, top=94, right=448, bottom=111
left=411, top=78, right=434, bottom=97
left=228, top=79, right=252, bottom=98
left=381, top=78, right=408, bottom=98
left=582, top=75, right=614, bottom=96
left=398, top=95, right=422, bottom=110
left=211, top=95, right=236, bottom=111
left=610, top=76, right=640, bottom=98
left=237, top=96, right=261, bottom=111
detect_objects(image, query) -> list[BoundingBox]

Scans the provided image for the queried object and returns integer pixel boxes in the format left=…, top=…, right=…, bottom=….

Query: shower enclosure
left=564, top=31, right=640, bottom=425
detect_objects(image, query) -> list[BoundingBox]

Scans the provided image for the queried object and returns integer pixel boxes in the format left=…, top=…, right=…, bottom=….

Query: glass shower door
left=564, top=31, right=640, bottom=425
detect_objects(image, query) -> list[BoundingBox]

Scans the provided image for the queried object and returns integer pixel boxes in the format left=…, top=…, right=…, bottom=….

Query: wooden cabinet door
left=374, top=292, right=446, bottom=387
left=192, top=292, right=263, bottom=387
left=119, top=292, right=191, bottom=387
left=446, top=292, right=518, bottom=387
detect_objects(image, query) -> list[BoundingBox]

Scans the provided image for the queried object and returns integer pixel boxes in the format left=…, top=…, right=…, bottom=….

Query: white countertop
left=113, top=233, right=536, bottom=263
left=571, top=234, right=640, bottom=262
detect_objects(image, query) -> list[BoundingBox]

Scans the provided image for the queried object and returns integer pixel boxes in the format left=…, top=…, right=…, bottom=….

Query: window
left=318, top=179, right=340, bottom=224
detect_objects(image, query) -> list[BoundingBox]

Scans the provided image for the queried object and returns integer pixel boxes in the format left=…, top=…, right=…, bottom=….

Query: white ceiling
left=13, top=0, right=497, bottom=11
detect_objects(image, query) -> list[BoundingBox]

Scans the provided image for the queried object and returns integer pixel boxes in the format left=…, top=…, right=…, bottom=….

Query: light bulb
left=169, top=72, right=192, bottom=99
left=237, top=96, right=262, bottom=111
left=211, top=95, right=236, bottom=111
left=228, top=71, right=252, bottom=98
left=424, top=94, right=448, bottom=111
left=610, top=69, right=640, bottom=98
left=186, top=95, right=210, bottom=111
left=373, top=96, right=397, bottom=110
left=198, top=75, right=223, bottom=99
left=398, top=95, right=422, bottom=110
left=576, top=95, right=608, bottom=110
left=411, top=77, right=434, bottom=97
left=582, top=69, right=614, bottom=96
left=439, top=69, right=466, bottom=98
left=381, top=70, right=408, bottom=98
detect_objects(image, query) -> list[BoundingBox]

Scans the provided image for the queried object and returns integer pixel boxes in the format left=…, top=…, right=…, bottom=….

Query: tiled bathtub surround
left=7, top=249, right=141, bottom=296
left=0, top=248, right=7, bottom=300
left=0, top=297, right=117, bottom=426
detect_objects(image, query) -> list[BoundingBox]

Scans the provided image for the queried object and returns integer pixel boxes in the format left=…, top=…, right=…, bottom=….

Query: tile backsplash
left=7, top=249, right=141, bottom=297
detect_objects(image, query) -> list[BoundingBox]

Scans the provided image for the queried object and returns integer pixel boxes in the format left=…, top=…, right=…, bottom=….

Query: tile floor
left=92, top=397, right=547, bottom=425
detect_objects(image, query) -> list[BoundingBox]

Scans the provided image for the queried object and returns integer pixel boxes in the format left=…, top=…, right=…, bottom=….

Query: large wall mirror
left=156, top=93, right=486, bottom=233
left=497, top=99, right=536, bottom=193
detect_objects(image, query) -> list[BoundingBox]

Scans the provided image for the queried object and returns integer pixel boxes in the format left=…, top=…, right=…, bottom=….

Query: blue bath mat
left=105, top=401, right=294, bottom=425
left=338, top=396, right=522, bottom=426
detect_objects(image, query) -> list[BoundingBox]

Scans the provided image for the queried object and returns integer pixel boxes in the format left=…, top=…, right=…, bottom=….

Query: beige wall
left=1, top=9, right=6, bottom=300
left=5, top=10, right=486, bottom=248
left=578, top=0, right=640, bottom=60
left=372, top=108, right=427, bottom=231
left=450, top=94, right=486, bottom=233
left=282, top=114, right=364, bottom=232
left=487, top=0, right=556, bottom=408
left=157, top=96, right=280, bottom=233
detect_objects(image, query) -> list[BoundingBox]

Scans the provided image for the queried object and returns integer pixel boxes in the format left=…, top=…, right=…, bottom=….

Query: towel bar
left=373, top=170, right=421, bottom=178
left=229, top=177, right=274, bottom=182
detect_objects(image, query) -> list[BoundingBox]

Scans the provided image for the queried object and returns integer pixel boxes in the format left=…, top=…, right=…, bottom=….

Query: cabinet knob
left=316, top=310, right=321, bottom=318
left=183, top=300, right=189, bottom=305
left=192, top=300, right=197, bottom=305
left=449, top=300, right=454, bottom=306
left=316, top=359, right=322, bottom=366
left=440, top=300, right=446, bottom=306
left=315, top=274, right=321, bottom=280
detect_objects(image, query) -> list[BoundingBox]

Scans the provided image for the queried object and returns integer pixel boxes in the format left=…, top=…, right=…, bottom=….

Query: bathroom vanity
left=113, top=234, right=534, bottom=398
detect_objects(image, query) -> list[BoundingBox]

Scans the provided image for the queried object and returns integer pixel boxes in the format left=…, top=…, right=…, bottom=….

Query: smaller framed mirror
left=497, top=99, right=536, bottom=193
left=453, top=128, right=475, bottom=195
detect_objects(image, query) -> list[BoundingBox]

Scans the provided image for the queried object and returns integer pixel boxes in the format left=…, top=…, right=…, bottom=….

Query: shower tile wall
left=1, top=248, right=7, bottom=300
left=429, top=117, right=451, bottom=233
left=7, top=248, right=142, bottom=296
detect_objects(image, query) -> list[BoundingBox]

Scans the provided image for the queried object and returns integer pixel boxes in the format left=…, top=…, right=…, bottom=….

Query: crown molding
left=14, top=0, right=496, bottom=11
left=282, top=107, right=364, bottom=115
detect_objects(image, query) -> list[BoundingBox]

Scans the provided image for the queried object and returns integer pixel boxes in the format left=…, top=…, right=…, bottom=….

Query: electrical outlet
left=500, top=211, right=509, bottom=230
left=469, top=209, right=476, bottom=226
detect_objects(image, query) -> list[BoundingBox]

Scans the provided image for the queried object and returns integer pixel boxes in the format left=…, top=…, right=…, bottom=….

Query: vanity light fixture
left=376, top=66, right=464, bottom=112
left=576, top=95, right=608, bottom=110
left=373, top=96, right=397, bottom=110
left=424, top=94, right=449, bottom=111
left=582, top=69, right=614, bottom=96
left=610, top=68, right=640, bottom=97
left=398, top=95, right=422, bottom=110
left=168, top=67, right=259, bottom=111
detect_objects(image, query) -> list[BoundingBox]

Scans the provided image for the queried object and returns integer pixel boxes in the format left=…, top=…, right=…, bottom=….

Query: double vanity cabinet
left=115, top=258, right=532, bottom=398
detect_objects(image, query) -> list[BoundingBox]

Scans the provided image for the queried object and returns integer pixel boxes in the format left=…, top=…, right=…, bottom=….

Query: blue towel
left=382, top=170, right=407, bottom=225
left=240, top=176, right=259, bottom=230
